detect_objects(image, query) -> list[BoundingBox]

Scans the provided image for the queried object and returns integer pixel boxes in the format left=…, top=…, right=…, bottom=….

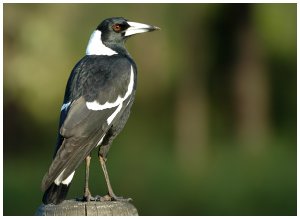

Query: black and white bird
left=41, top=17, right=159, bottom=205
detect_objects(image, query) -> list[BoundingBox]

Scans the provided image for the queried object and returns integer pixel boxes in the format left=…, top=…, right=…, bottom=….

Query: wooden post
left=35, top=200, right=138, bottom=216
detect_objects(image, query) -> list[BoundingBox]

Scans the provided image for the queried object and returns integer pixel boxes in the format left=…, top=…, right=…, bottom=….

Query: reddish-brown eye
left=112, top=24, right=122, bottom=32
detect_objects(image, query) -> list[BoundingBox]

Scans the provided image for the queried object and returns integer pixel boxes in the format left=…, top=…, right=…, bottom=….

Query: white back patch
left=86, top=30, right=118, bottom=56
left=86, top=66, right=135, bottom=111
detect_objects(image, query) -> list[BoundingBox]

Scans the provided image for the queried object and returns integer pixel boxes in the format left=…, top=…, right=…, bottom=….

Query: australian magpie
left=41, top=17, right=159, bottom=205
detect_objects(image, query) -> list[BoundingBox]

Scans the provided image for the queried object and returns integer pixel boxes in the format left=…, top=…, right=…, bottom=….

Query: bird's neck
left=86, top=30, right=117, bottom=56
left=85, top=30, right=130, bottom=57
left=104, top=41, right=130, bottom=57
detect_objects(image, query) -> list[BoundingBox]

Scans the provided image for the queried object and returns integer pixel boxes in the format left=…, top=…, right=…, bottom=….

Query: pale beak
left=125, top=21, right=160, bottom=37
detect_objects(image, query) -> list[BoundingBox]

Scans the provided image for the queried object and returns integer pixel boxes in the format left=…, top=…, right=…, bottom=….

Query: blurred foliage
left=3, top=3, right=296, bottom=216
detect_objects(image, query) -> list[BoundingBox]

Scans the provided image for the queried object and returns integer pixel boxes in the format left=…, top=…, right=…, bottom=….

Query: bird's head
left=86, top=17, right=160, bottom=55
left=98, top=17, right=160, bottom=43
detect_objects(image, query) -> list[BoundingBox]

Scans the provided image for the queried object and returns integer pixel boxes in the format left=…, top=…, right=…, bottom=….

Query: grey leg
left=84, top=155, right=92, bottom=201
left=98, top=155, right=131, bottom=201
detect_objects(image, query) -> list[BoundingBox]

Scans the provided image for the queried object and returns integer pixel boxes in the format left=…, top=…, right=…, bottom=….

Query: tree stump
left=35, top=199, right=138, bottom=216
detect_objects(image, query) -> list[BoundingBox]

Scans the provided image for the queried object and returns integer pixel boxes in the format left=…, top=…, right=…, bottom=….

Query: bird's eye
left=112, top=24, right=122, bottom=33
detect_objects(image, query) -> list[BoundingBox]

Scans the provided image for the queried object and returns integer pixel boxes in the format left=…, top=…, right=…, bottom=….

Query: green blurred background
left=3, top=3, right=296, bottom=216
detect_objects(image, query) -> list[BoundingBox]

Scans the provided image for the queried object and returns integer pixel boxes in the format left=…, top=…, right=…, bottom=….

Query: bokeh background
left=3, top=3, right=296, bottom=216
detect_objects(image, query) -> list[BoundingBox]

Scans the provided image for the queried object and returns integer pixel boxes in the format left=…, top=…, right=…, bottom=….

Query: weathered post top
left=35, top=200, right=138, bottom=216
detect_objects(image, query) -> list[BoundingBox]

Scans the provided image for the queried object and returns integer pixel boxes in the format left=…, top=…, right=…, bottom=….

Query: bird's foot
left=82, top=194, right=111, bottom=202
left=77, top=195, right=99, bottom=202
left=84, top=195, right=99, bottom=202
left=78, top=194, right=132, bottom=202
left=106, top=193, right=132, bottom=202
left=77, top=189, right=98, bottom=202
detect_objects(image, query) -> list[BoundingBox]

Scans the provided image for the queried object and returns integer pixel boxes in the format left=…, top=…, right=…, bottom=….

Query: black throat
left=103, top=41, right=130, bottom=57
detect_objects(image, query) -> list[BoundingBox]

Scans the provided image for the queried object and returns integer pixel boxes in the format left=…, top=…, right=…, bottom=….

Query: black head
left=96, top=17, right=159, bottom=44
left=86, top=17, right=159, bottom=56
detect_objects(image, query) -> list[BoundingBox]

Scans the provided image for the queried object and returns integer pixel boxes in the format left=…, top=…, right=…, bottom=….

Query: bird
left=41, top=17, right=159, bottom=205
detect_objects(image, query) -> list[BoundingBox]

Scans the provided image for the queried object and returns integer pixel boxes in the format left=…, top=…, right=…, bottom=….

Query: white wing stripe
left=96, top=135, right=105, bottom=147
left=107, top=102, right=123, bottom=125
left=86, top=66, right=134, bottom=111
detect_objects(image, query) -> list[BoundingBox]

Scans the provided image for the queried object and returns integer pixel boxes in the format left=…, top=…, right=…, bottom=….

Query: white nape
left=54, top=169, right=75, bottom=186
left=61, top=102, right=71, bottom=111
left=86, top=30, right=118, bottom=56
left=86, top=66, right=134, bottom=111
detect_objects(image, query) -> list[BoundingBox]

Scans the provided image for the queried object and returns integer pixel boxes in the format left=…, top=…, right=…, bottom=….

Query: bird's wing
left=41, top=56, right=134, bottom=192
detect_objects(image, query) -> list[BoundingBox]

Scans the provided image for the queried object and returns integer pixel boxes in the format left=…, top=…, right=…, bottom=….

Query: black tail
left=42, top=183, right=70, bottom=205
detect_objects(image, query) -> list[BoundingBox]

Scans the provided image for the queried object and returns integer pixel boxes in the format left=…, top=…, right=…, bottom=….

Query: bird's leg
left=99, top=155, right=116, bottom=199
left=98, top=154, right=132, bottom=202
left=83, top=155, right=93, bottom=201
